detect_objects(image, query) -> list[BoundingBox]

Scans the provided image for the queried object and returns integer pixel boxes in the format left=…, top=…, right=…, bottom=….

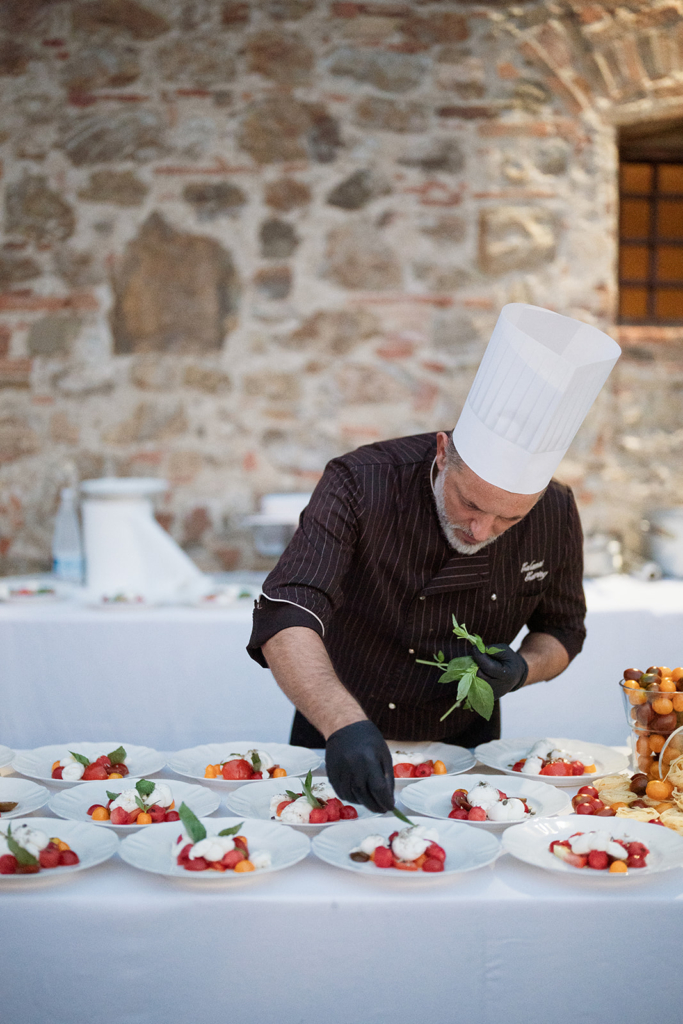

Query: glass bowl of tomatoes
left=620, top=665, right=683, bottom=777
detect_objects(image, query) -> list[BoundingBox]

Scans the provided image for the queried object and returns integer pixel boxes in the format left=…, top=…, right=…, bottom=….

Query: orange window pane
left=655, top=289, right=683, bottom=319
left=659, top=164, right=683, bottom=193
left=620, top=287, right=648, bottom=318
left=620, top=199, right=650, bottom=238
left=620, top=163, right=653, bottom=194
left=657, top=245, right=683, bottom=281
left=657, top=200, right=683, bottom=238
left=620, top=245, right=649, bottom=280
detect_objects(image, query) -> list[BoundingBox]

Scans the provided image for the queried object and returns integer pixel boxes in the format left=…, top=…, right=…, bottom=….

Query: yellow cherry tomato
left=233, top=859, right=255, bottom=872
left=609, top=860, right=628, bottom=873
left=433, top=759, right=447, bottom=775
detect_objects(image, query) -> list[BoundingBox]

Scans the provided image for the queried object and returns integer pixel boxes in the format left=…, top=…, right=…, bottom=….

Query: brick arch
left=510, top=2, right=683, bottom=123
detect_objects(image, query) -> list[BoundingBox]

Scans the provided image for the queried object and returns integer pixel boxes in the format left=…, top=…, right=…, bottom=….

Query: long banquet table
left=2, top=575, right=683, bottom=750
left=2, top=761, right=683, bottom=1024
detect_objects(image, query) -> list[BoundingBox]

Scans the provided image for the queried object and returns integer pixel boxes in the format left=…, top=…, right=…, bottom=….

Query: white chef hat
left=452, top=303, right=621, bottom=494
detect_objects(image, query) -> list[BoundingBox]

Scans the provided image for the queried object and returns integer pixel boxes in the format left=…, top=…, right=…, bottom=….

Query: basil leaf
left=485, top=645, right=503, bottom=655
left=451, top=618, right=486, bottom=654
left=136, top=779, right=155, bottom=798
left=302, top=769, right=323, bottom=809
left=6, top=826, right=38, bottom=867
left=464, top=676, right=495, bottom=721
left=107, top=746, right=126, bottom=765
left=436, top=650, right=445, bottom=663
left=217, top=822, right=244, bottom=837
left=178, top=802, right=206, bottom=844
left=285, top=790, right=300, bottom=801
left=249, top=750, right=262, bottom=773
left=391, top=807, right=414, bottom=826
left=106, top=790, right=119, bottom=802
left=456, top=667, right=476, bottom=703
left=438, top=655, right=475, bottom=684
left=134, top=795, right=146, bottom=811
left=69, top=750, right=91, bottom=767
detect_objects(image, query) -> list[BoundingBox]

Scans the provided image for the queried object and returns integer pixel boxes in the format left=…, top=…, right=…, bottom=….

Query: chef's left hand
left=470, top=644, right=528, bottom=698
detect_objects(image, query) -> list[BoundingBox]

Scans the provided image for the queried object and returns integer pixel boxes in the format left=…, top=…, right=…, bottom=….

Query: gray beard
left=433, top=470, right=498, bottom=555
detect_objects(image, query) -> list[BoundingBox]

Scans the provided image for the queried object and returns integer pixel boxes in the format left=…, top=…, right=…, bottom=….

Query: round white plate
left=0, top=745, right=14, bottom=770
left=119, top=816, right=310, bottom=880
left=49, top=777, right=220, bottom=831
left=167, top=742, right=321, bottom=784
left=474, top=737, right=628, bottom=787
left=386, top=741, right=476, bottom=784
left=399, top=773, right=571, bottom=831
left=224, top=776, right=377, bottom=828
left=0, top=817, right=119, bottom=883
left=12, top=742, right=166, bottom=788
left=312, top=814, right=501, bottom=878
left=502, top=814, right=683, bottom=879
left=0, top=778, right=50, bottom=819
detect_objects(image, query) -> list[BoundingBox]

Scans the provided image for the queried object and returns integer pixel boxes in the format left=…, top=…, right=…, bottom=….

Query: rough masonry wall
left=1, top=0, right=683, bottom=572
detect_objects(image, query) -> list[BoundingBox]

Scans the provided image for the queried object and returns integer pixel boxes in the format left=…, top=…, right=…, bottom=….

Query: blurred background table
left=1, top=575, right=683, bottom=751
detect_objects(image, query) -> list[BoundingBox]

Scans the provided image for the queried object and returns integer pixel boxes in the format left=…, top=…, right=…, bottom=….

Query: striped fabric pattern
left=248, top=432, right=586, bottom=743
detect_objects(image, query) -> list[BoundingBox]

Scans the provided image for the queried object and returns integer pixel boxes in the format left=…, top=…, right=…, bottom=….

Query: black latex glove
left=325, top=720, right=395, bottom=814
left=470, top=643, right=528, bottom=699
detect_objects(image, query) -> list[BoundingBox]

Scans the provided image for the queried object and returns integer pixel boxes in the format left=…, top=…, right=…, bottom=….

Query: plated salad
left=550, top=830, right=648, bottom=873
left=349, top=823, right=446, bottom=872
left=511, top=740, right=596, bottom=777
left=270, top=771, right=358, bottom=824
left=52, top=746, right=129, bottom=782
left=449, top=781, right=533, bottom=823
left=86, top=779, right=180, bottom=826
left=204, top=748, right=286, bottom=781
left=175, top=804, right=271, bottom=874
left=0, top=823, right=78, bottom=875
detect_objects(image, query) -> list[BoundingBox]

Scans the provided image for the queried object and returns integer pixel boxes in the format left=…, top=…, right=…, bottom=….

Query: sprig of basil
left=217, top=822, right=244, bottom=837
left=178, top=802, right=206, bottom=844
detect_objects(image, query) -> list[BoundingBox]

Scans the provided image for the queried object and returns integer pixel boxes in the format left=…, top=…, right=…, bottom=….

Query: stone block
left=264, top=178, right=311, bottom=211
left=72, top=0, right=170, bottom=40
left=238, top=97, right=312, bottom=164
left=61, top=43, right=140, bottom=92
left=284, top=308, right=379, bottom=354
left=0, top=417, right=39, bottom=463
left=0, top=360, right=32, bottom=389
left=53, top=247, right=105, bottom=288
left=183, top=364, right=232, bottom=392
left=168, top=449, right=202, bottom=485
left=260, top=220, right=299, bottom=259
left=103, top=402, right=188, bottom=444
left=111, top=213, right=240, bottom=353
left=478, top=206, right=557, bottom=275
left=326, top=169, right=390, bottom=210
left=326, top=222, right=402, bottom=291
left=254, top=266, right=292, bottom=300
left=157, top=36, right=236, bottom=86
left=0, top=327, right=10, bottom=357
left=401, top=12, right=469, bottom=47
left=50, top=412, right=79, bottom=444
left=15, top=93, right=58, bottom=124
left=28, top=316, right=82, bottom=357
left=307, top=110, right=343, bottom=164
left=334, top=363, right=412, bottom=404
left=220, top=2, right=251, bottom=27
left=534, top=141, right=569, bottom=176
left=354, top=96, right=428, bottom=133
left=398, top=138, right=464, bottom=174
left=0, top=254, right=41, bottom=288
left=183, top=182, right=247, bottom=221
left=5, top=175, right=76, bottom=244
left=419, top=214, right=466, bottom=244
left=246, top=30, right=314, bottom=85
left=267, top=0, right=315, bottom=18
left=60, top=109, right=166, bottom=165
left=0, top=39, right=32, bottom=77
left=131, top=355, right=179, bottom=391
left=243, top=371, right=301, bottom=401
left=78, top=169, right=149, bottom=206
left=328, top=47, right=428, bottom=93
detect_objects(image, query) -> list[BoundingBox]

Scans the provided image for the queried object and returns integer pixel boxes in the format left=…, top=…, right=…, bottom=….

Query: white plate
left=119, top=816, right=310, bottom=880
left=386, top=741, right=476, bottom=784
left=224, top=776, right=378, bottom=828
left=312, top=815, right=501, bottom=878
left=167, top=742, right=321, bottom=784
left=502, top=814, right=683, bottom=879
left=399, top=773, right=571, bottom=831
left=474, top=737, right=628, bottom=787
left=12, top=742, right=166, bottom=787
left=0, top=745, right=14, bottom=770
left=48, top=778, right=220, bottom=831
left=0, top=778, right=50, bottom=819
left=0, top=817, right=119, bottom=883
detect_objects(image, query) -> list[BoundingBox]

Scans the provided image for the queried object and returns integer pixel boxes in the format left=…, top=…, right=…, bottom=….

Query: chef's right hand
left=325, top=720, right=395, bottom=814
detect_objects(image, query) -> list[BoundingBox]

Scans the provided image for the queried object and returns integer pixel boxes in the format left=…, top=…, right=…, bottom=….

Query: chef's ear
left=435, top=431, right=450, bottom=473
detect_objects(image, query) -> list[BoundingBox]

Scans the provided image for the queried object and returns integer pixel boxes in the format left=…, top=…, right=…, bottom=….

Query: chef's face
left=434, top=432, right=544, bottom=554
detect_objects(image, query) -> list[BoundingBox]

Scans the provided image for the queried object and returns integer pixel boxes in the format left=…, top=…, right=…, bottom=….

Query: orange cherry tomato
left=136, top=812, right=153, bottom=825
left=233, top=859, right=255, bottom=872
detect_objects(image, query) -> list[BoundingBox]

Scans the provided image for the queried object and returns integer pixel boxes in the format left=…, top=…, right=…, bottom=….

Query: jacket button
left=491, top=593, right=497, bottom=601
left=388, top=703, right=396, bottom=710
left=408, top=648, right=415, bottom=654
left=419, top=595, right=426, bottom=601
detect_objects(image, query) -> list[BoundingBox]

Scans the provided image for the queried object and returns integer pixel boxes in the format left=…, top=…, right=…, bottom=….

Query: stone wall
left=2, top=0, right=683, bottom=572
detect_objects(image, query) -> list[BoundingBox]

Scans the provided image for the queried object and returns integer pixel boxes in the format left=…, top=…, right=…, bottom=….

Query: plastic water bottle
left=52, top=487, right=84, bottom=583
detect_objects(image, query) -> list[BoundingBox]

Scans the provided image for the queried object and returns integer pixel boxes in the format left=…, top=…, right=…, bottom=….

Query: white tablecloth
left=2, top=764, right=683, bottom=1024
left=2, top=576, right=683, bottom=750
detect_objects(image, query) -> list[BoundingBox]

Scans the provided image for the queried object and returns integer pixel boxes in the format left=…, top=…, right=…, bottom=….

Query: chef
left=248, top=304, right=621, bottom=812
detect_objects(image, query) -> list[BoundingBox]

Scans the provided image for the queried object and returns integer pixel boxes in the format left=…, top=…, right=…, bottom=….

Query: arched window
left=619, top=121, right=683, bottom=324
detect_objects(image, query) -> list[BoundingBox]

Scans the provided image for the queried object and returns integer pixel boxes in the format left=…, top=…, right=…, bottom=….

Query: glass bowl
left=620, top=675, right=683, bottom=776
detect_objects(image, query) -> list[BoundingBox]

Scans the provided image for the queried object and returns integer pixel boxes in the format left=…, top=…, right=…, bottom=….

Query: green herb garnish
left=217, top=822, right=244, bottom=837
left=106, top=790, right=119, bottom=802
left=391, top=807, right=414, bottom=826
left=416, top=617, right=499, bottom=722
left=69, top=750, right=91, bottom=766
left=301, top=770, right=323, bottom=809
left=136, top=779, right=155, bottom=799
left=178, top=802, right=206, bottom=844
left=250, top=750, right=262, bottom=773
left=5, top=824, right=38, bottom=867
left=107, top=746, right=126, bottom=765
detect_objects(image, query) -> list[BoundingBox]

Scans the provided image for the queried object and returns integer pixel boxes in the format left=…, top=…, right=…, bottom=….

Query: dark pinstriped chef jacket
left=248, top=432, right=586, bottom=745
